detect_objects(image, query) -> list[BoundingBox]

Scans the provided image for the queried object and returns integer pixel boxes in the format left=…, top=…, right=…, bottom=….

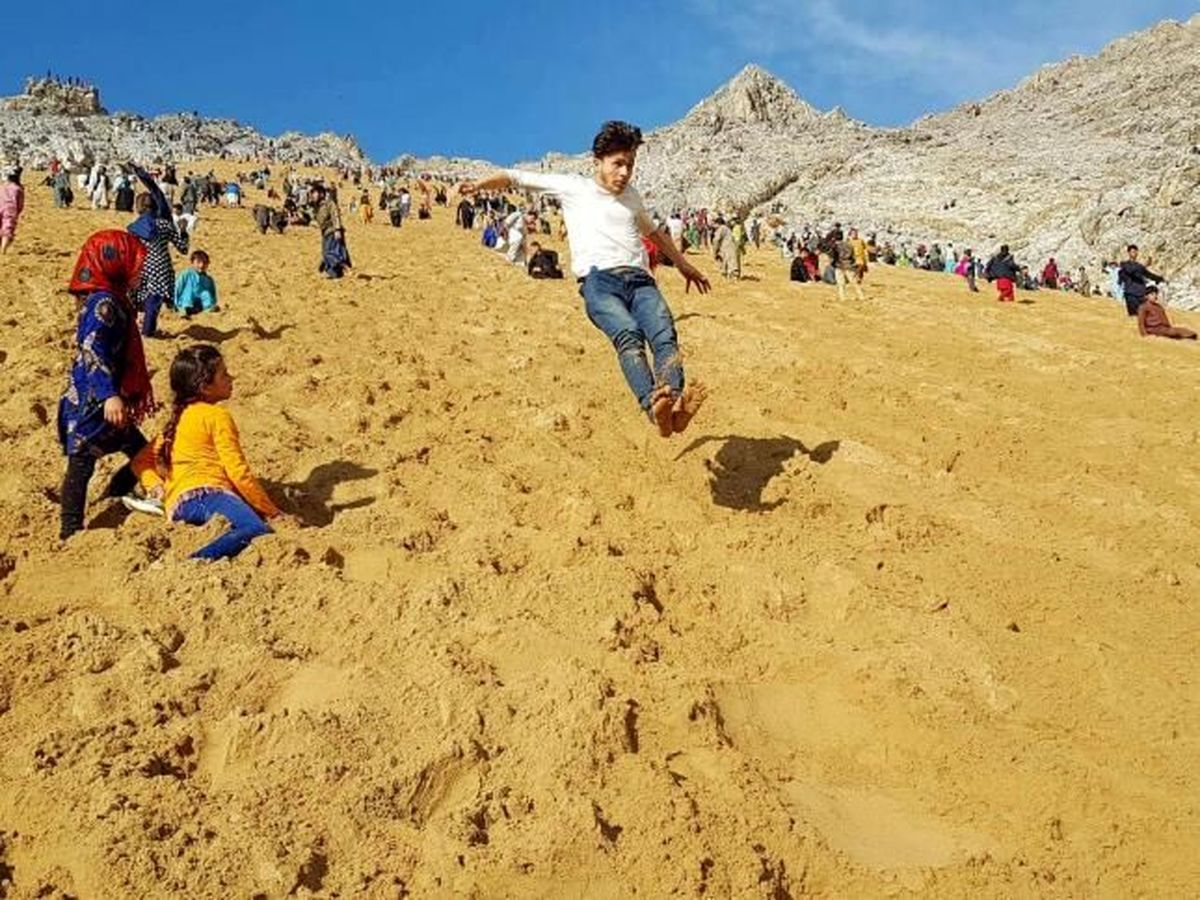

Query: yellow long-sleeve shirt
left=850, top=237, right=869, bottom=267
left=134, top=401, right=280, bottom=518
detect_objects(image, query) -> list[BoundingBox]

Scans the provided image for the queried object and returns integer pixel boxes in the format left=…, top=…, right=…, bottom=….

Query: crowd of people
left=1, top=111, right=1194, bottom=563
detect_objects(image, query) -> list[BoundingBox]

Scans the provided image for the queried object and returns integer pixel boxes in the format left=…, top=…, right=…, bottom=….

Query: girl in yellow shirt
left=134, top=344, right=284, bottom=560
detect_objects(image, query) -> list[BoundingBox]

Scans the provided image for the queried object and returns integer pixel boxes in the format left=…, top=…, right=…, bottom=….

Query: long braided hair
left=158, top=344, right=223, bottom=469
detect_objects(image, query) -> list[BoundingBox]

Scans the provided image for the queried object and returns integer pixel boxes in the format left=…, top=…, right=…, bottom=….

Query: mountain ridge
left=0, top=78, right=368, bottom=171
left=3, top=16, right=1198, bottom=305
left=508, top=14, right=1200, bottom=307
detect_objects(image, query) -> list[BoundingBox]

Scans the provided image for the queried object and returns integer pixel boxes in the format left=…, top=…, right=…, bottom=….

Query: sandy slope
left=0, top=167, right=1197, bottom=898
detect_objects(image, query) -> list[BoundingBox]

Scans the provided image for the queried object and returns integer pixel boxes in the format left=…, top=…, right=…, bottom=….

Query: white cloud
left=685, top=0, right=1198, bottom=110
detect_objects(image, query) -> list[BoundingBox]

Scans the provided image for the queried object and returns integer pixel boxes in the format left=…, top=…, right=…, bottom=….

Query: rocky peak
left=0, top=78, right=368, bottom=171
left=682, top=64, right=821, bottom=132
left=3, top=75, right=105, bottom=116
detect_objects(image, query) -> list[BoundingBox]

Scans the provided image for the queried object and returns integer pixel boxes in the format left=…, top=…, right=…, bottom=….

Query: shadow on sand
left=178, top=317, right=295, bottom=343
left=264, top=460, right=379, bottom=527
left=675, top=435, right=840, bottom=511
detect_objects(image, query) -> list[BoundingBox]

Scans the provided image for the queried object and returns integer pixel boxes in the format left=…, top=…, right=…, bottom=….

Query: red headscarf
left=68, top=230, right=156, bottom=422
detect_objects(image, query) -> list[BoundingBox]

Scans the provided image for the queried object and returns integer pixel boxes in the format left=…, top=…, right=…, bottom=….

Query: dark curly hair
left=592, top=121, right=644, bottom=158
left=158, top=344, right=223, bottom=468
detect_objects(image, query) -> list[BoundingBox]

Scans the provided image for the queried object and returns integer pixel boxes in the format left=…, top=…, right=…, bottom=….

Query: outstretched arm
left=130, top=163, right=172, bottom=220
left=459, top=173, right=514, bottom=196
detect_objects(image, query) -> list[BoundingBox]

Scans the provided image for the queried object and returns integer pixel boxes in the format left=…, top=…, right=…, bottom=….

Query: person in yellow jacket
left=133, top=344, right=289, bottom=560
left=849, top=228, right=869, bottom=284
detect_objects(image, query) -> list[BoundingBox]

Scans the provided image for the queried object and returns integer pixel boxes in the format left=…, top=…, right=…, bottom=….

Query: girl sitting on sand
left=133, top=344, right=287, bottom=560
left=58, top=230, right=158, bottom=540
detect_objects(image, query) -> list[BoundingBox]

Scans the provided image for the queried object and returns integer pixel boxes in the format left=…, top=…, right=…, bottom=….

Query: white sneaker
left=121, top=495, right=165, bottom=517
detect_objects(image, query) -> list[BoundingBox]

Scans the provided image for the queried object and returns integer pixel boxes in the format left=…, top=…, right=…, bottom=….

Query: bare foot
left=672, top=382, right=708, bottom=434
left=650, top=385, right=675, bottom=438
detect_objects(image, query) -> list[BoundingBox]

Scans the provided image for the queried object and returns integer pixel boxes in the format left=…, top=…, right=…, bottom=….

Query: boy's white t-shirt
left=504, top=169, right=654, bottom=278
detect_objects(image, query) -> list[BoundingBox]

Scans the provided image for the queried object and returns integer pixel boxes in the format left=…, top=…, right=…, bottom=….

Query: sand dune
left=0, top=167, right=1197, bottom=897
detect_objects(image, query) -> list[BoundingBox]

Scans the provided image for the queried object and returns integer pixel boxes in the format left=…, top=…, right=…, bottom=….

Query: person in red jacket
left=1041, top=258, right=1059, bottom=290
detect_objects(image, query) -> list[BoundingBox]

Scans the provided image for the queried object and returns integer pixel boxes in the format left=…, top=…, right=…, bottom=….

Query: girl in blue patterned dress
left=58, top=230, right=159, bottom=540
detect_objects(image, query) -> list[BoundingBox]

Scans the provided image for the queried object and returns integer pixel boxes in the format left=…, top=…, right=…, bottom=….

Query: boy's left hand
left=679, top=261, right=711, bottom=294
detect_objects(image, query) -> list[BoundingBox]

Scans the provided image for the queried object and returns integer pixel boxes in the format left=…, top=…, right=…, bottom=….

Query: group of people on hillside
left=58, top=230, right=284, bottom=557
left=785, top=223, right=870, bottom=299
left=468, top=195, right=568, bottom=279
left=51, top=120, right=712, bottom=563
left=19, top=109, right=1197, bottom=567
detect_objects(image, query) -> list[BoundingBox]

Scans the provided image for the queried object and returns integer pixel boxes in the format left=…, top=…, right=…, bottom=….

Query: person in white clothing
left=504, top=209, right=537, bottom=266
left=460, top=121, right=710, bottom=437
left=667, top=212, right=685, bottom=250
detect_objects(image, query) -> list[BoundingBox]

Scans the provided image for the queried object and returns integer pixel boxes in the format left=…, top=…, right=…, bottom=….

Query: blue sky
left=2, top=1, right=1195, bottom=163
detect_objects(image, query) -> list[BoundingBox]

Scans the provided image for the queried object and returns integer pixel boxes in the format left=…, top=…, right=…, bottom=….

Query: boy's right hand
left=103, top=396, right=127, bottom=427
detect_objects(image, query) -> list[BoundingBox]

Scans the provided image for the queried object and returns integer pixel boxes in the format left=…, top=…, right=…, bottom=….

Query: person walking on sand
left=985, top=245, right=1020, bottom=303
left=713, top=216, right=740, bottom=280
left=57, top=230, right=160, bottom=539
left=847, top=227, right=869, bottom=297
left=834, top=232, right=865, bottom=300
left=1118, top=244, right=1165, bottom=317
left=311, top=183, right=351, bottom=278
left=0, top=164, right=25, bottom=254
left=459, top=120, right=711, bottom=438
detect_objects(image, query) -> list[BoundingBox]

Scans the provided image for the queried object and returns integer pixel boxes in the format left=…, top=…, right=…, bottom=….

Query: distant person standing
left=985, top=245, right=1019, bottom=303
left=89, top=164, right=110, bottom=209
left=713, top=216, right=740, bottom=280
left=848, top=227, right=869, bottom=293
left=834, top=232, right=865, bottom=300
left=52, top=168, right=73, bottom=208
left=1041, top=258, right=1059, bottom=290
left=0, top=165, right=25, bottom=254
left=956, top=248, right=980, bottom=292
left=667, top=212, right=684, bottom=250
left=455, top=195, right=475, bottom=229
left=112, top=170, right=135, bottom=212
left=1075, top=266, right=1090, bottom=297
left=1118, top=244, right=1165, bottom=317
left=128, top=164, right=189, bottom=338
left=311, top=184, right=351, bottom=278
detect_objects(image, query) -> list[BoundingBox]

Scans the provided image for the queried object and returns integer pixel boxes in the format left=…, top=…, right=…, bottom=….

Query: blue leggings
left=173, top=491, right=272, bottom=560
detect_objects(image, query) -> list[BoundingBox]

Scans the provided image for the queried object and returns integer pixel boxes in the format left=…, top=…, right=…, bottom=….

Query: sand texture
left=0, top=170, right=1198, bottom=898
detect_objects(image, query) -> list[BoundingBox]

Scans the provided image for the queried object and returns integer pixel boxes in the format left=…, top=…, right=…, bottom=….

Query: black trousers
left=60, top=428, right=148, bottom=540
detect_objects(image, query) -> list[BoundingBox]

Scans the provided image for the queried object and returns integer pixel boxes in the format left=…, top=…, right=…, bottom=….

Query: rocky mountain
left=520, top=19, right=1200, bottom=307
left=0, top=78, right=368, bottom=172
left=4, top=16, right=1198, bottom=306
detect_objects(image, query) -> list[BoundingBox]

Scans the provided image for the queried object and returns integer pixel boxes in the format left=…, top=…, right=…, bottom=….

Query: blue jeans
left=579, top=267, right=684, bottom=415
left=141, top=294, right=167, bottom=336
left=174, top=491, right=272, bottom=561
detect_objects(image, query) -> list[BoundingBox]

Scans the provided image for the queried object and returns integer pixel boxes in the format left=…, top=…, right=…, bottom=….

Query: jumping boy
left=459, top=121, right=711, bottom=437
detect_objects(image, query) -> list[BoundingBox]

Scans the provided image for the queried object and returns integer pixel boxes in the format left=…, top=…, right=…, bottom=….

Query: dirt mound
left=0, top=168, right=1197, bottom=897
